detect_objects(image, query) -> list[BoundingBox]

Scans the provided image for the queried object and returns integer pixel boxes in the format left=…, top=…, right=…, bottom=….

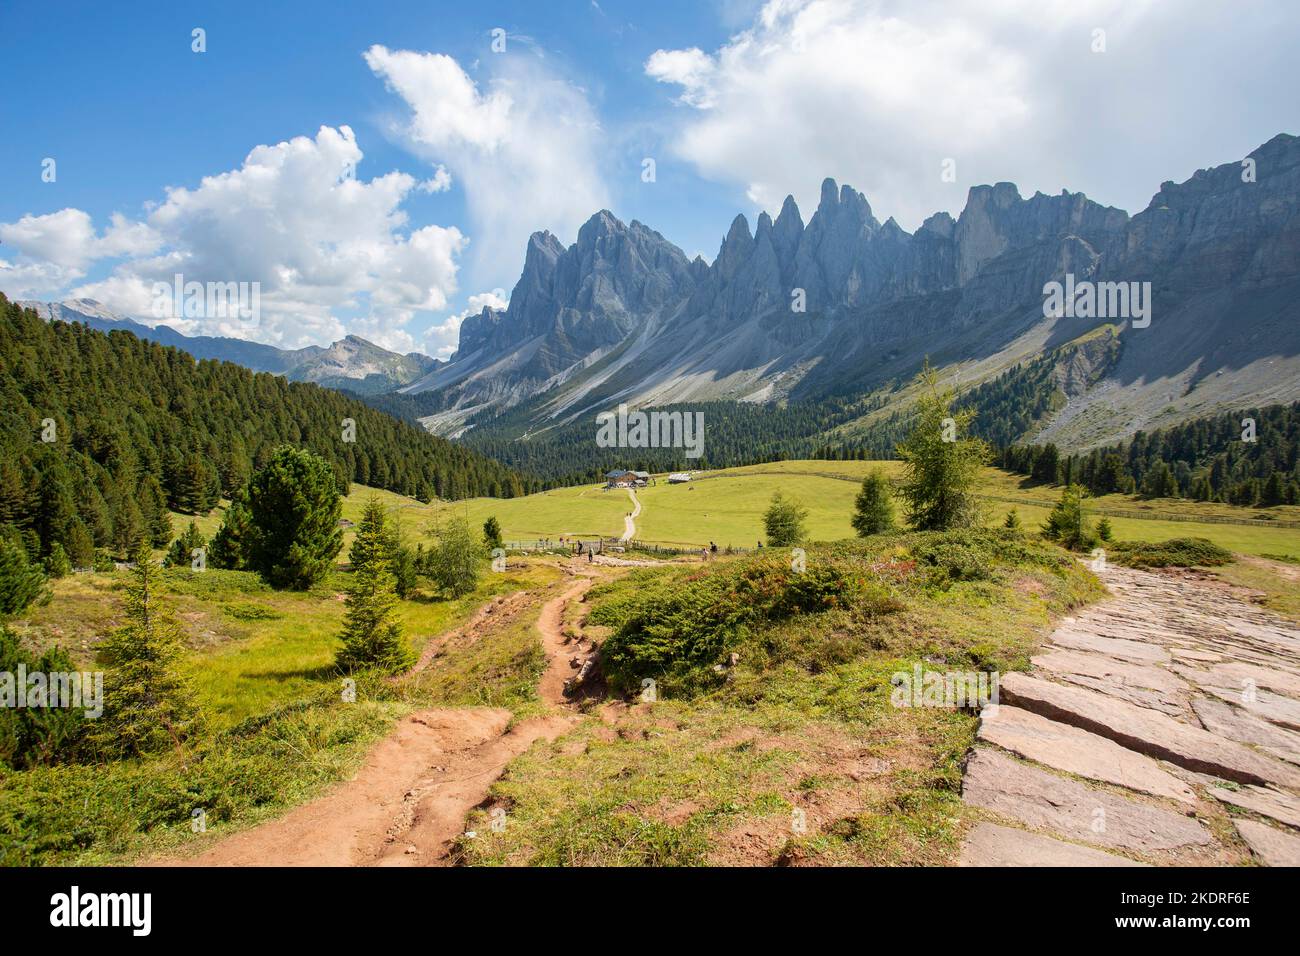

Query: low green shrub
left=221, top=602, right=283, bottom=622
left=1107, top=537, right=1233, bottom=568
left=593, top=555, right=860, bottom=698
left=593, top=529, right=1079, bottom=698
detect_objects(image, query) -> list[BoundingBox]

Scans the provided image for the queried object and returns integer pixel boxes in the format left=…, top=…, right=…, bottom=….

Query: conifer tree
left=92, top=545, right=201, bottom=757
left=336, top=505, right=411, bottom=674
left=763, top=491, right=808, bottom=547
left=1042, top=486, right=1099, bottom=552
left=165, top=521, right=207, bottom=568
left=111, top=494, right=145, bottom=558
left=33, top=458, right=75, bottom=555
left=244, top=447, right=343, bottom=589
left=45, top=542, right=71, bottom=578
left=0, top=627, right=84, bottom=768
left=1140, top=461, right=1179, bottom=499
left=1261, top=472, right=1285, bottom=507
left=0, top=533, right=50, bottom=616
left=851, top=470, right=895, bottom=537
left=139, top=474, right=174, bottom=547
left=482, top=516, right=504, bottom=550
left=895, top=364, right=989, bottom=531
left=349, top=498, right=394, bottom=573
left=208, top=488, right=252, bottom=570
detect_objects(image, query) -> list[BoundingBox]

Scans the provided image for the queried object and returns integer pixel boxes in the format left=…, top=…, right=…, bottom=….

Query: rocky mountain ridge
left=404, top=133, right=1300, bottom=452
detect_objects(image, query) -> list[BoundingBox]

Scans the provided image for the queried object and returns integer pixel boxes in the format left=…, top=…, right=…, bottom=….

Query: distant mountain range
left=20, top=299, right=440, bottom=395
left=23, top=133, right=1300, bottom=458
left=399, top=133, right=1300, bottom=453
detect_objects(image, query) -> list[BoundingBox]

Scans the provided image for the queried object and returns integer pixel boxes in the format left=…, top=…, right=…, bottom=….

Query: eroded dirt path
left=537, top=575, right=599, bottom=706
left=160, top=564, right=610, bottom=867
left=960, top=562, right=1300, bottom=867
left=170, top=708, right=573, bottom=867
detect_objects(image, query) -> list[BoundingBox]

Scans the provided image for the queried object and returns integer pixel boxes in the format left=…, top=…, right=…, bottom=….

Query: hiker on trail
left=710, top=541, right=717, bottom=553
left=577, top=541, right=583, bottom=555
left=758, top=540, right=763, bottom=548
left=587, top=549, right=592, bottom=563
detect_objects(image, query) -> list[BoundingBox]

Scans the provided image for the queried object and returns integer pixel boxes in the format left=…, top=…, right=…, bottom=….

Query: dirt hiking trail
left=620, top=487, right=641, bottom=542
left=160, top=558, right=612, bottom=867
left=537, top=574, right=599, bottom=706
left=170, top=708, right=573, bottom=867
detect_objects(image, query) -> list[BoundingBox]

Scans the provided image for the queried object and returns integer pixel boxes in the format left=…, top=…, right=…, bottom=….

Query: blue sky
left=2, top=0, right=1296, bottom=356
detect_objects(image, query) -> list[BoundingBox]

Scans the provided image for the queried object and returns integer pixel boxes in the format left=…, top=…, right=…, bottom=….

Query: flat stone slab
left=1207, top=784, right=1300, bottom=829
left=1049, top=629, right=1170, bottom=664
left=960, top=822, right=1148, bottom=867
left=964, top=748, right=1212, bottom=852
left=1192, top=696, right=1300, bottom=767
left=1000, top=673, right=1300, bottom=788
left=1198, top=683, right=1300, bottom=732
left=978, top=705, right=1195, bottom=804
left=1233, top=819, right=1300, bottom=866
left=1198, top=661, right=1300, bottom=700
left=1053, top=673, right=1188, bottom=718
left=1032, top=649, right=1188, bottom=693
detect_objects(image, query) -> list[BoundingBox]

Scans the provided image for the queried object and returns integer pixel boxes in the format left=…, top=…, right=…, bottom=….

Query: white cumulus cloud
left=365, top=44, right=610, bottom=284
left=424, top=288, right=509, bottom=360
left=0, top=209, right=160, bottom=293
left=1, top=126, right=465, bottom=350
left=647, top=0, right=1300, bottom=228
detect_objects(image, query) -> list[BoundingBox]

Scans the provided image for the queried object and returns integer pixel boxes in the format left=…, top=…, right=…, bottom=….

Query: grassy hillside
left=458, top=531, right=1103, bottom=866
left=0, top=542, right=565, bottom=865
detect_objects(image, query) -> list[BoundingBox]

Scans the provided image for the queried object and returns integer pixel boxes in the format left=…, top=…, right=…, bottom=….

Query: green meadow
left=426, top=460, right=1300, bottom=558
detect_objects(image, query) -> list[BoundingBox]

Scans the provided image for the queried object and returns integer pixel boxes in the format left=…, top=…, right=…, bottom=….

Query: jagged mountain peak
left=810, top=178, right=875, bottom=226
left=577, top=208, right=626, bottom=243
left=404, top=133, right=1300, bottom=453
left=724, top=212, right=753, bottom=241
left=919, top=211, right=956, bottom=237
left=817, top=177, right=839, bottom=209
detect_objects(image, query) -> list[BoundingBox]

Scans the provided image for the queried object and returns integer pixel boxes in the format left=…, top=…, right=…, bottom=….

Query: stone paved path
left=959, top=562, right=1300, bottom=867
